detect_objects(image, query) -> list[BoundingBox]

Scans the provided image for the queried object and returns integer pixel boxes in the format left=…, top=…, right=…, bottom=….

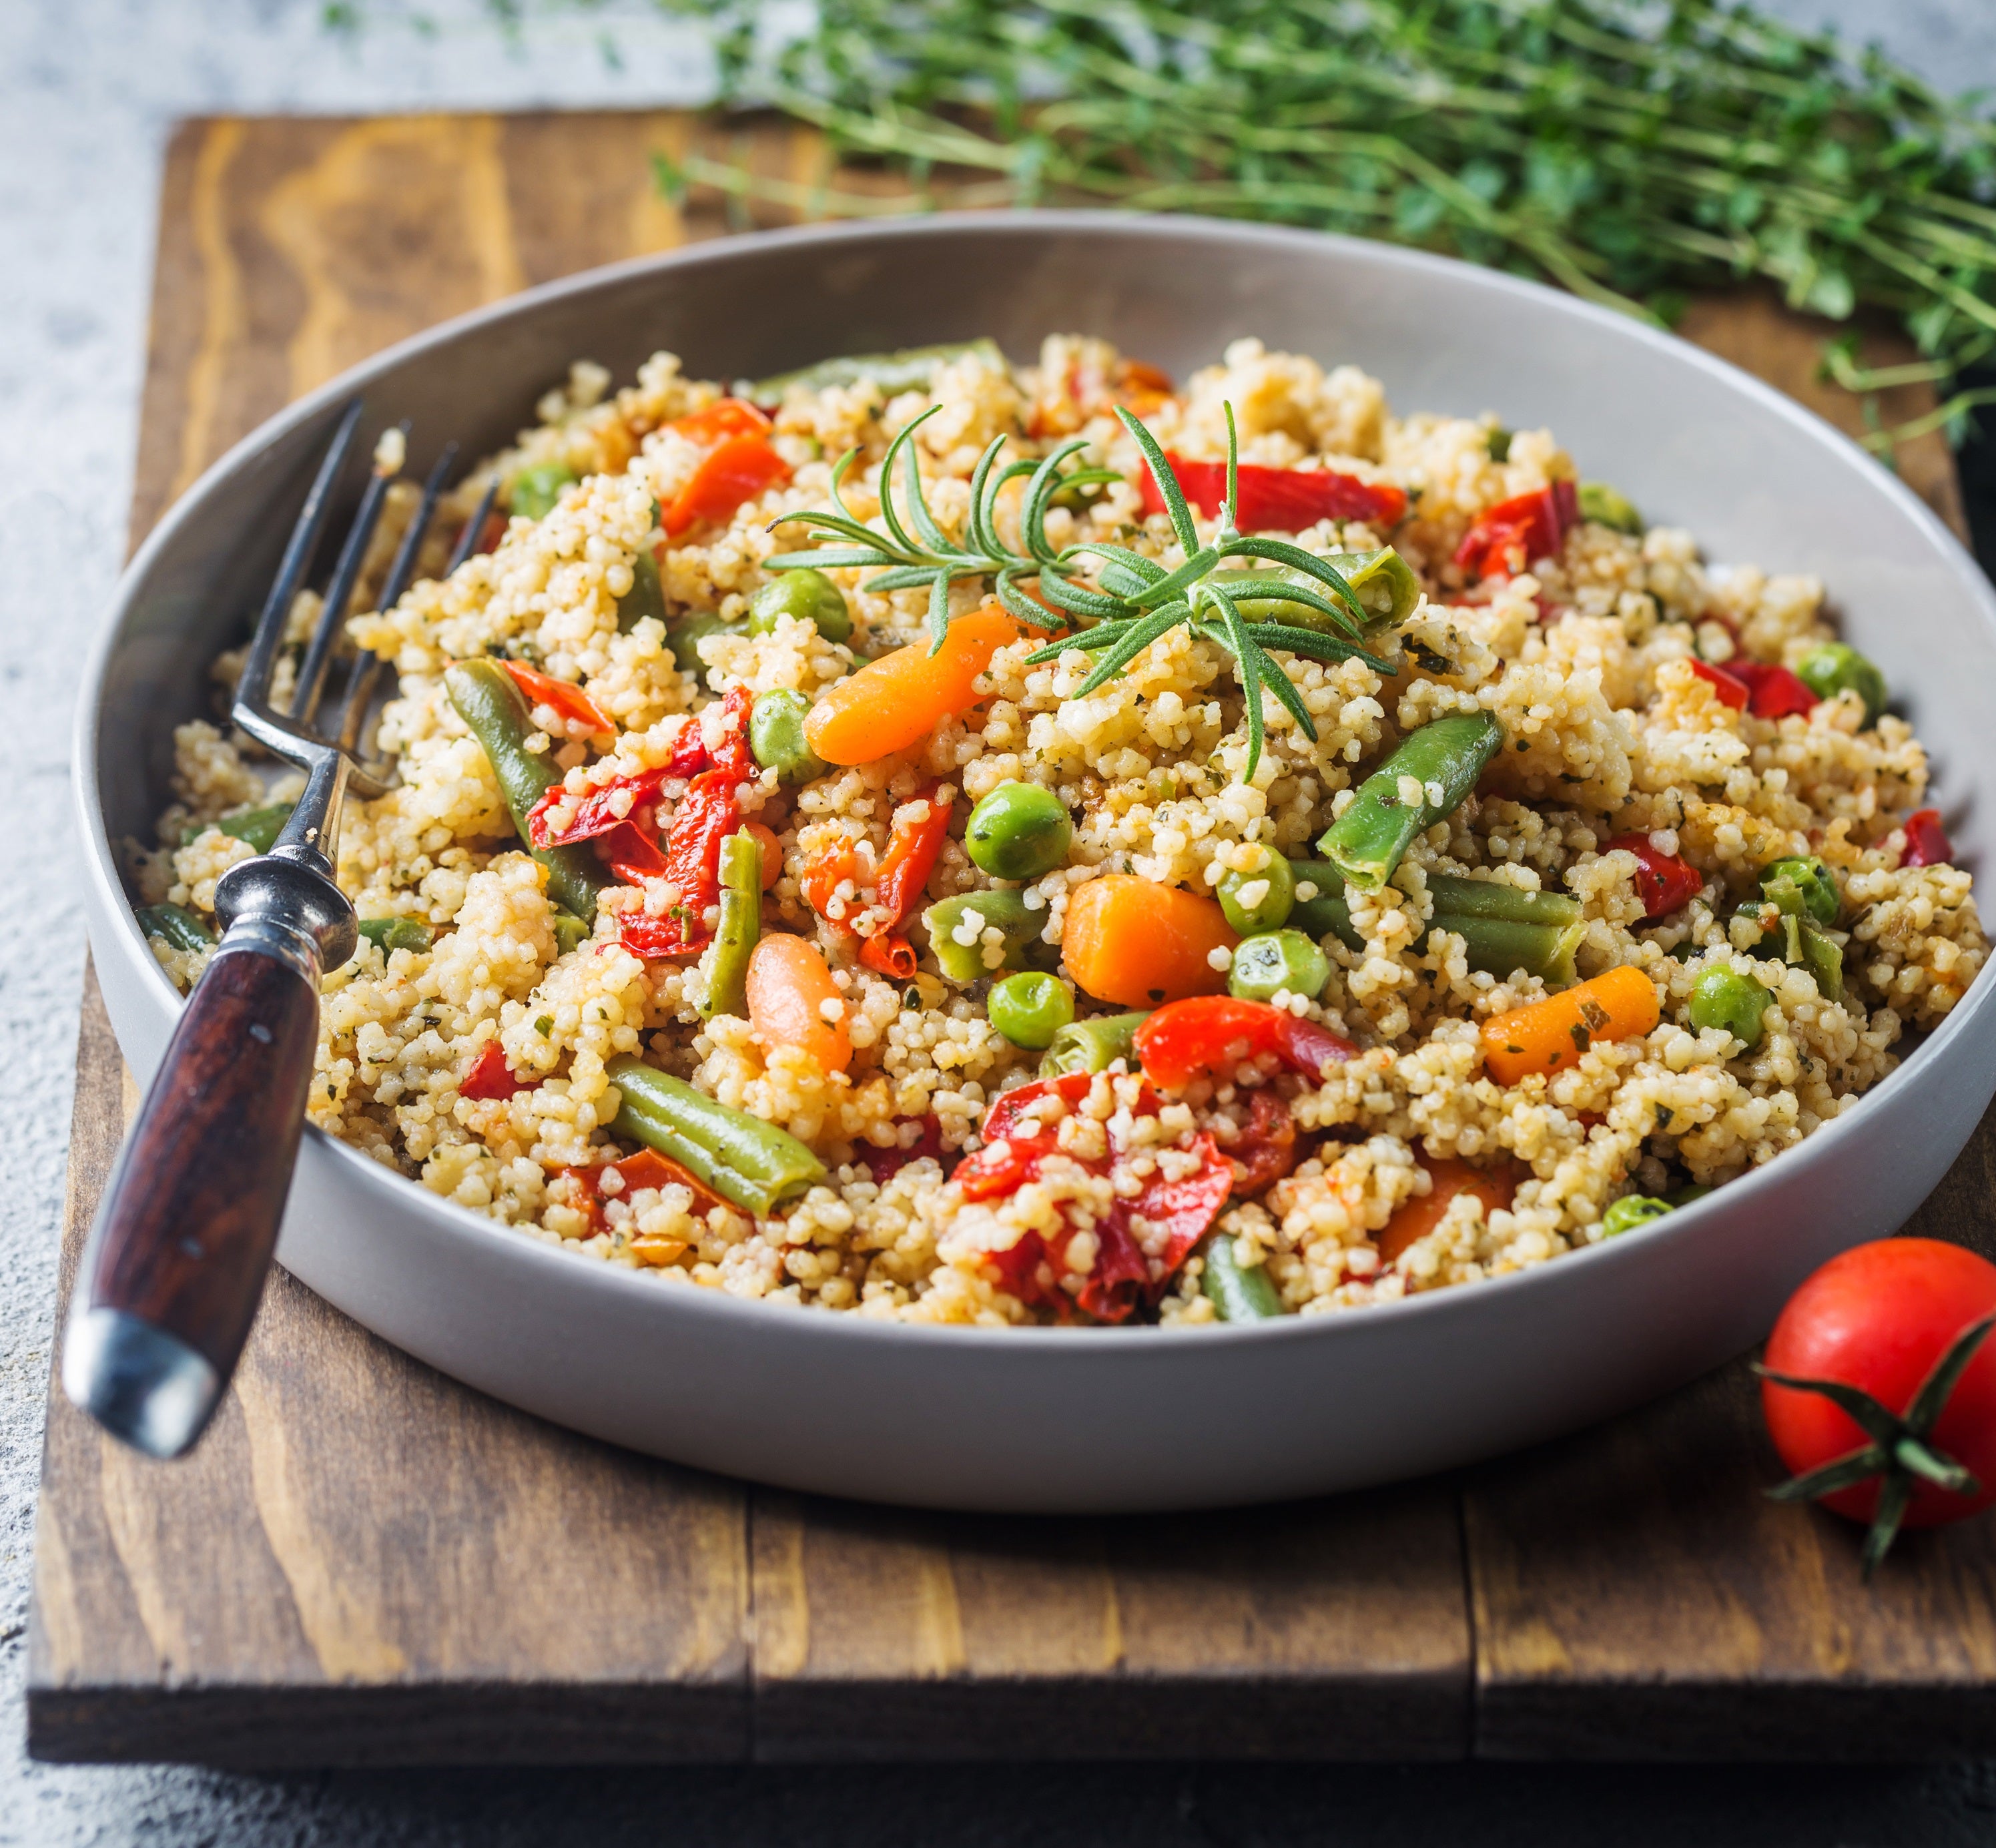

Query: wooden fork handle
left=63, top=945, right=320, bottom=1458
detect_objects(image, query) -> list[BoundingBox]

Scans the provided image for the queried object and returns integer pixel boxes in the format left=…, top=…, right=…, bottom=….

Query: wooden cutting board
left=28, top=109, right=1996, bottom=1769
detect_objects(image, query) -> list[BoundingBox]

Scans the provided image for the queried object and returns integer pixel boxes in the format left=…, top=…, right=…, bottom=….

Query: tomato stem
left=1754, top=1309, right=1996, bottom=1580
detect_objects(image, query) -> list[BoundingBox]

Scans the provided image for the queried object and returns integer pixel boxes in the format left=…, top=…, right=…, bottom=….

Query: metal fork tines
left=218, top=406, right=459, bottom=979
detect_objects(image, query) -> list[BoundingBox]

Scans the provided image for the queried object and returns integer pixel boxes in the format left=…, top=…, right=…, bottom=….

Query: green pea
left=987, top=971, right=1075, bottom=1050
left=749, top=569, right=853, bottom=644
left=965, top=783, right=1072, bottom=881
left=1761, top=856, right=1839, bottom=926
left=1218, top=855, right=1295, bottom=936
left=1229, top=930, right=1332, bottom=1003
left=749, top=688, right=829, bottom=786
left=668, top=613, right=744, bottom=686
left=1577, top=481, right=1643, bottom=535
left=1687, top=964, right=1772, bottom=1049
left=1602, top=1195, right=1673, bottom=1237
left=510, top=460, right=577, bottom=521
left=1794, top=641, right=1887, bottom=727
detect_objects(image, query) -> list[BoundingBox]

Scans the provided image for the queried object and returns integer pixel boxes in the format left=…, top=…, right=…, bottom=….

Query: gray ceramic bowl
left=75, top=213, right=1996, bottom=1512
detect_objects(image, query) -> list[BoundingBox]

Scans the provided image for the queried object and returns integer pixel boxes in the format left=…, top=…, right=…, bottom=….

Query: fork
left=63, top=403, right=488, bottom=1459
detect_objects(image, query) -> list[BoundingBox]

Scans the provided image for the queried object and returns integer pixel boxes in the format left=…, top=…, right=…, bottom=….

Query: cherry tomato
left=1762, top=1239, right=1996, bottom=1560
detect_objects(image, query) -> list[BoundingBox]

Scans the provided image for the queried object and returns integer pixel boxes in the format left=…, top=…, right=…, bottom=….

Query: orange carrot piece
left=1377, top=1157, right=1518, bottom=1265
left=1480, top=964, right=1660, bottom=1086
left=805, top=607, right=1020, bottom=765
left=746, top=932, right=852, bottom=1074
left=743, top=820, right=783, bottom=892
left=1062, top=874, right=1239, bottom=1009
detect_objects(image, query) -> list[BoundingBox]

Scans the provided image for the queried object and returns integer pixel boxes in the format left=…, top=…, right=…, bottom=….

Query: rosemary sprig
left=765, top=402, right=1405, bottom=782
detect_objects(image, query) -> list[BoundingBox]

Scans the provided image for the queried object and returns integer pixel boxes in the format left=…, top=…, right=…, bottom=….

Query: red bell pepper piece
left=460, top=1040, right=528, bottom=1101
left=498, top=660, right=613, bottom=735
left=862, top=1115, right=946, bottom=1185
left=1228, top=1089, right=1299, bottom=1194
left=1133, top=996, right=1357, bottom=1091
left=1727, top=660, right=1820, bottom=720
left=1453, top=481, right=1580, bottom=582
left=1604, top=832, right=1704, bottom=920
left=562, top=1147, right=726, bottom=1232
left=1901, top=808, right=1954, bottom=868
left=802, top=783, right=954, bottom=980
left=529, top=768, right=667, bottom=850
left=1688, top=658, right=1750, bottom=710
left=669, top=397, right=773, bottom=447
left=663, top=432, right=792, bottom=538
left=616, top=767, right=741, bottom=958
left=1140, top=453, right=1408, bottom=532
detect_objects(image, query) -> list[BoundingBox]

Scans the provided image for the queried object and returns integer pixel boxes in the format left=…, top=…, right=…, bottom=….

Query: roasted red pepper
left=1133, top=996, right=1357, bottom=1091
left=958, top=1074, right=1233, bottom=1323
left=1454, top=481, right=1580, bottom=583
left=805, top=784, right=954, bottom=980
left=460, top=1040, right=528, bottom=1101
left=1605, top=832, right=1704, bottom=920
left=498, top=660, right=613, bottom=734
left=1728, top=659, right=1820, bottom=721
left=1901, top=808, right=1954, bottom=868
left=862, top=1115, right=947, bottom=1185
left=1688, top=658, right=1750, bottom=710
left=528, top=768, right=667, bottom=851
left=664, top=432, right=792, bottom=537
left=1228, top=1089, right=1299, bottom=1195
left=617, top=767, right=743, bottom=958
left=1140, top=453, right=1408, bottom=532
left=562, top=1147, right=725, bottom=1233
left=669, top=397, right=774, bottom=447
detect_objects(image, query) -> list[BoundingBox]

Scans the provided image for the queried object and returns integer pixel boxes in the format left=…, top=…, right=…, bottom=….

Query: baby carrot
left=746, top=932, right=853, bottom=1074
left=743, top=819, right=783, bottom=890
left=1378, top=1157, right=1518, bottom=1265
left=806, top=605, right=1020, bottom=764
left=1480, top=964, right=1660, bottom=1086
left=1062, top=874, right=1239, bottom=1008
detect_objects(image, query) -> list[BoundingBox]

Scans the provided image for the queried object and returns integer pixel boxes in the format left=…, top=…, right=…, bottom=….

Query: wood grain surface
left=29, top=107, right=1996, bottom=1768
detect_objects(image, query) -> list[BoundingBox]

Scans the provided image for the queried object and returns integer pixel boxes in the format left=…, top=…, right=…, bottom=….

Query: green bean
left=747, top=338, right=1005, bottom=404
left=1418, top=874, right=1585, bottom=984
left=1734, top=858, right=1846, bottom=1004
left=1218, top=856, right=1295, bottom=935
left=1287, top=860, right=1363, bottom=951
left=1485, top=428, right=1512, bottom=463
left=1427, top=914, right=1586, bottom=986
left=749, top=688, right=829, bottom=786
left=1229, top=930, right=1331, bottom=1002
left=608, top=1054, right=826, bottom=1217
left=1761, top=856, right=1839, bottom=926
left=135, top=902, right=216, bottom=953
left=924, top=888, right=1041, bottom=982
left=699, top=830, right=763, bottom=1021
left=551, top=908, right=591, bottom=957
left=1577, top=481, right=1643, bottom=535
left=1201, top=1231, right=1286, bottom=1321
left=749, top=568, right=853, bottom=643
left=510, top=460, right=577, bottom=521
left=356, top=916, right=434, bottom=957
left=1318, top=711, right=1505, bottom=892
left=185, top=801, right=295, bottom=853
left=966, top=783, right=1072, bottom=881
left=1040, top=1010, right=1149, bottom=1076
left=1602, top=1195, right=1673, bottom=1237
left=444, top=659, right=610, bottom=925
left=667, top=613, right=743, bottom=687
left=1666, top=1183, right=1713, bottom=1208
left=1794, top=641, right=1887, bottom=727
left=987, top=971, right=1074, bottom=1049
left=1687, top=964, right=1772, bottom=1048
left=617, top=547, right=667, bottom=633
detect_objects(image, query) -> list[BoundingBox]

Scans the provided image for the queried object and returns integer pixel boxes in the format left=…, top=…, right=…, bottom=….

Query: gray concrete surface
left=2, top=3, right=1993, bottom=1841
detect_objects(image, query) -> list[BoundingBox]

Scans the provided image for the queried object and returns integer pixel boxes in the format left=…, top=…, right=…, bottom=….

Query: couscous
left=128, top=334, right=1985, bottom=1326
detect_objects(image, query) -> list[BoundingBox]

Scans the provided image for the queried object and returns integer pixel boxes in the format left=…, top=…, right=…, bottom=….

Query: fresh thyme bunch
left=765, top=403, right=1406, bottom=779
left=678, top=0, right=1996, bottom=452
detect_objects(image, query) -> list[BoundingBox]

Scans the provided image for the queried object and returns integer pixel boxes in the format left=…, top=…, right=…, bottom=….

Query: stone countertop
left=2, top=3, right=1992, bottom=1842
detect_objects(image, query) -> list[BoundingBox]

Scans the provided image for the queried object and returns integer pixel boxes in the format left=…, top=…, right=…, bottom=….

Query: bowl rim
left=74, top=206, right=1996, bottom=1355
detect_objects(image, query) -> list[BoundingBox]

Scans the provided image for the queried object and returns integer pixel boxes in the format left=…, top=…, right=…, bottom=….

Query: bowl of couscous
left=75, top=214, right=1996, bottom=1510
